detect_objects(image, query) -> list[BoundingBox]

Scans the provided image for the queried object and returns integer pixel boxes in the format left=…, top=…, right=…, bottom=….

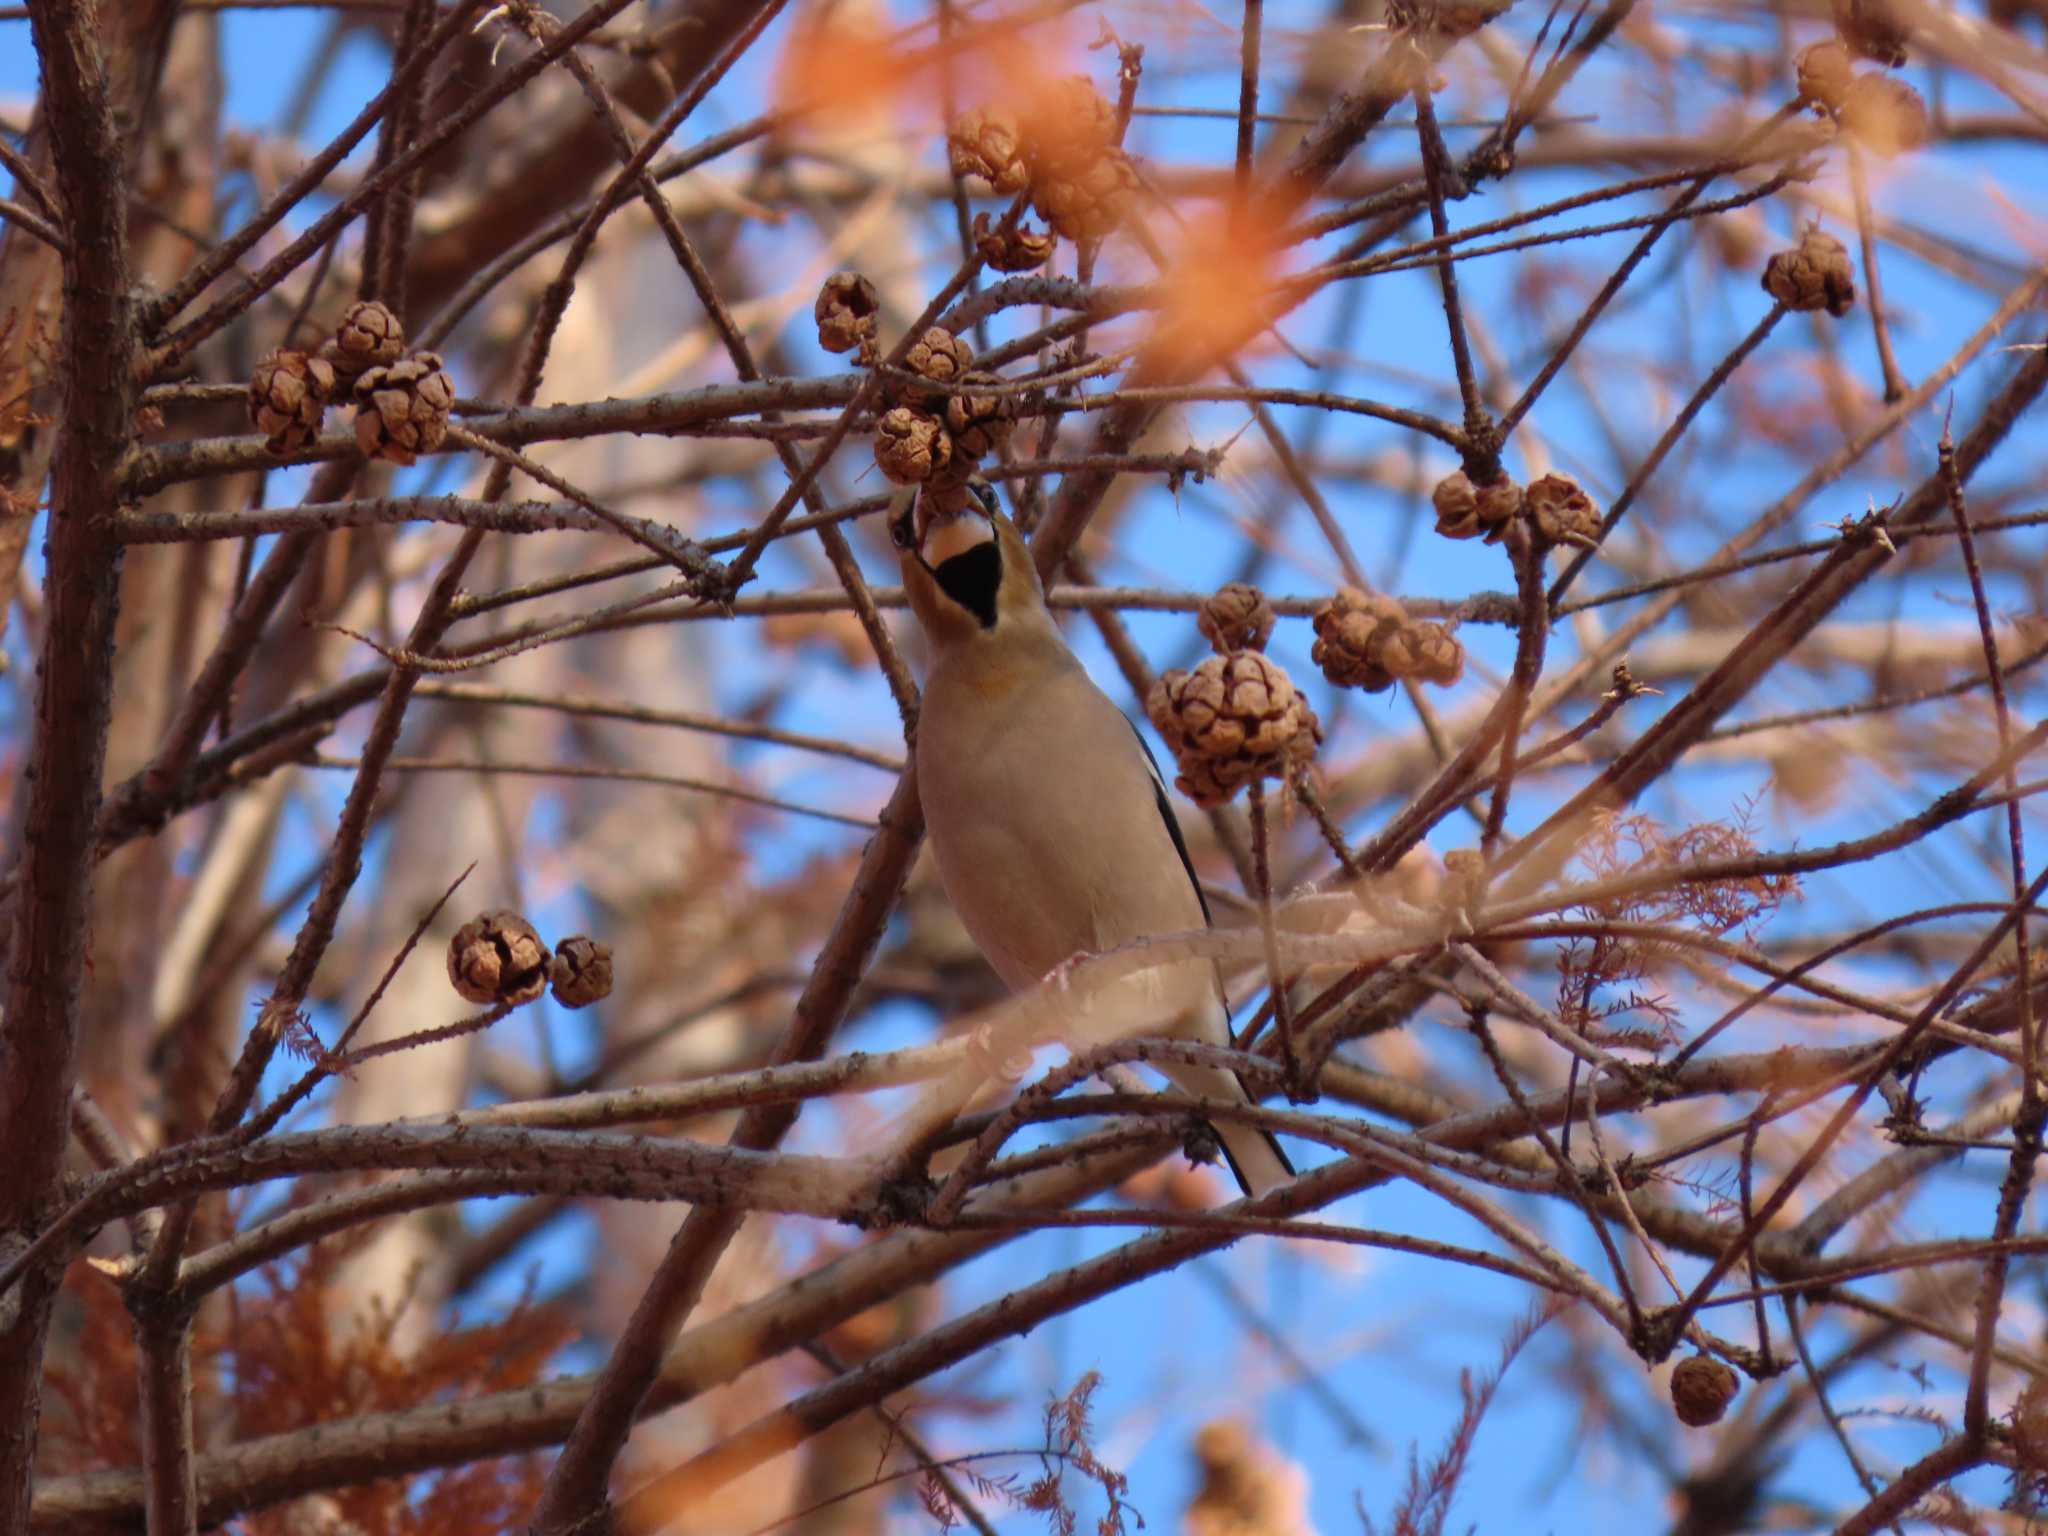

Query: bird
left=890, top=480, right=1295, bottom=1197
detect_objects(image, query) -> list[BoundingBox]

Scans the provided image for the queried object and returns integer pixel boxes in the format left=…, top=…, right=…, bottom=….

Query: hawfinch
left=891, top=482, right=1294, bottom=1197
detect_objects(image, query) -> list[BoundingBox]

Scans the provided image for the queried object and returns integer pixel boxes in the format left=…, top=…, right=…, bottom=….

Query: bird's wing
left=1121, top=718, right=1297, bottom=1197
left=1122, top=714, right=1213, bottom=929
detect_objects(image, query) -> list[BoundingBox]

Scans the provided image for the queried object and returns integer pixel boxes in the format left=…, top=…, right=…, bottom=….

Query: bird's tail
left=1153, top=1059, right=1296, bottom=1198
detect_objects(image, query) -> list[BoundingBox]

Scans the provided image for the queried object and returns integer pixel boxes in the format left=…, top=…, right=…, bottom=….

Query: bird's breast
left=915, top=662, right=1207, bottom=990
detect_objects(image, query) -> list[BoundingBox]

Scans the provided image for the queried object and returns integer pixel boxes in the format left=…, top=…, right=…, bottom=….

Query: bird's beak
left=890, top=484, right=996, bottom=571
left=919, top=504, right=996, bottom=569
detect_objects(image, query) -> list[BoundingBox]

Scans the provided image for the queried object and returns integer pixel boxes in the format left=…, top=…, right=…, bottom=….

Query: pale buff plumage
left=893, top=485, right=1294, bottom=1197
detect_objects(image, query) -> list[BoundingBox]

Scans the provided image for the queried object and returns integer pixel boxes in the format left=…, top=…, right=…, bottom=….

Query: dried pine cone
left=1386, top=619, right=1465, bottom=687
left=1197, top=583, right=1276, bottom=654
left=353, top=350, right=454, bottom=466
left=942, top=373, right=1014, bottom=460
left=248, top=349, right=336, bottom=454
left=549, top=936, right=614, bottom=1009
left=448, top=911, right=550, bottom=1007
left=1442, top=847, right=1487, bottom=910
left=902, top=326, right=974, bottom=405
left=1525, top=473, right=1602, bottom=549
left=1310, top=588, right=1407, bottom=692
left=1147, top=652, right=1320, bottom=807
left=1762, top=229, right=1857, bottom=316
left=916, top=480, right=980, bottom=522
left=973, top=212, right=1055, bottom=273
left=1432, top=469, right=1522, bottom=542
left=1671, top=1355, right=1740, bottom=1427
left=1795, top=40, right=1855, bottom=110
left=1021, top=77, right=1120, bottom=176
left=1839, top=72, right=1930, bottom=155
left=923, top=449, right=982, bottom=494
left=1185, top=1419, right=1310, bottom=1536
left=324, top=298, right=404, bottom=379
left=874, top=406, right=953, bottom=485
left=948, top=105, right=1028, bottom=194
left=815, top=271, right=880, bottom=357
left=1032, top=150, right=1139, bottom=244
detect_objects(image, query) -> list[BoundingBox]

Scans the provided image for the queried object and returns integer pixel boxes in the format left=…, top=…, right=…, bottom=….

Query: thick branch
left=0, top=0, right=142, bottom=1516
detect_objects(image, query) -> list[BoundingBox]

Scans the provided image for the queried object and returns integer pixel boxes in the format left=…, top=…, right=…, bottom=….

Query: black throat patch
left=931, top=539, right=1002, bottom=629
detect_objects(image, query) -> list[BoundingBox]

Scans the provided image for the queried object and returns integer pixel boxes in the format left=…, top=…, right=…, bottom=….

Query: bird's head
left=890, top=480, right=1045, bottom=647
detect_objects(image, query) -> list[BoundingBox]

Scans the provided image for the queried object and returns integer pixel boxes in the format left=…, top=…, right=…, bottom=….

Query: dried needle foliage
left=41, top=1251, right=571, bottom=1536
left=1, top=0, right=2047, bottom=1532
left=1358, top=1304, right=1561, bottom=1536
left=1554, top=804, right=1799, bottom=1046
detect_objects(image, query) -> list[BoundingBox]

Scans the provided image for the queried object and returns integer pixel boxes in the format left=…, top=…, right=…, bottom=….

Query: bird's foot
left=1179, top=1115, right=1224, bottom=1172
left=855, top=1165, right=937, bottom=1229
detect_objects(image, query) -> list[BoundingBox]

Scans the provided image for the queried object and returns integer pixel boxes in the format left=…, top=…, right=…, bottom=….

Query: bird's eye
left=968, top=480, right=1000, bottom=520
left=887, top=490, right=918, bottom=551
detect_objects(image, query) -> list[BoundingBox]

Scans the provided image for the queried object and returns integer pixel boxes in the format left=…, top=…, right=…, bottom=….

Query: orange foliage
left=40, top=1247, right=573, bottom=1536
left=233, top=1250, right=574, bottom=1536
left=773, top=1, right=1097, bottom=141
left=1556, top=804, right=1799, bottom=1046
left=773, top=3, right=917, bottom=129
left=1147, top=213, right=1284, bottom=376
left=40, top=1264, right=145, bottom=1476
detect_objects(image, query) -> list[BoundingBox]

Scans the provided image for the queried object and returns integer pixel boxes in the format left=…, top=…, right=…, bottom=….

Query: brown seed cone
left=1525, top=473, right=1602, bottom=549
left=948, top=105, right=1028, bottom=194
left=353, top=350, right=454, bottom=466
left=1021, top=77, right=1120, bottom=176
left=900, top=326, right=975, bottom=411
left=1310, top=587, right=1407, bottom=692
left=1762, top=228, right=1857, bottom=316
left=815, top=270, right=881, bottom=356
left=1147, top=652, right=1321, bottom=807
left=923, top=450, right=983, bottom=494
left=1032, top=149, right=1139, bottom=244
left=1442, top=847, right=1487, bottom=910
left=248, top=349, right=337, bottom=454
left=1432, top=469, right=1522, bottom=542
left=548, top=936, right=614, bottom=1010
left=1671, top=1354, right=1740, bottom=1427
left=972, top=211, right=1056, bottom=273
left=1197, top=583, right=1277, bottom=654
left=1839, top=72, right=1930, bottom=155
left=917, top=479, right=980, bottom=521
left=1388, top=619, right=1465, bottom=687
left=1795, top=39, right=1856, bottom=109
left=448, top=911, right=551, bottom=1007
left=324, top=298, right=405, bottom=380
left=874, top=405, right=953, bottom=485
left=942, top=372, right=1014, bottom=460
left=1186, top=1418, right=1309, bottom=1536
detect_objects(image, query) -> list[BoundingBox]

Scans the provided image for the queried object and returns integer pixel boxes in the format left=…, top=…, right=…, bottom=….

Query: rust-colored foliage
left=1359, top=1301, right=1562, bottom=1536
left=773, top=2, right=916, bottom=127
left=41, top=1248, right=571, bottom=1536
left=916, top=1372, right=1136, bottom=1536
left=231, top=1250, right=573, bottom=1536
left=40, top=1265, right=146, bottom=1475
left=1150, top=215, right=1284, bottom=376
left=1556, top=805, right=1799, bottom=1046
